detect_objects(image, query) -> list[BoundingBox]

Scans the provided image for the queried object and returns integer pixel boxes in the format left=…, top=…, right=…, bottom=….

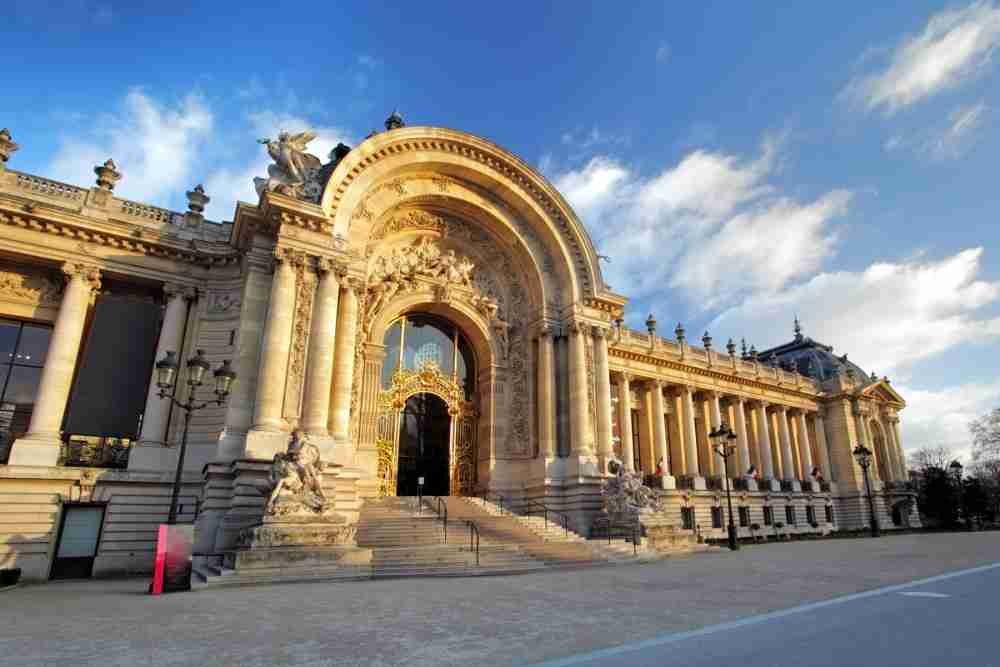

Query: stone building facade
left=0, top=119, right=918, bottom=581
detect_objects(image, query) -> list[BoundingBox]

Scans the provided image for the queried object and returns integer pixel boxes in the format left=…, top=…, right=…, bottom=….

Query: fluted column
left=330, top=279, right=360, bottom=444
left=650, top=381, right=669, bottom=471
left=300, top=260, right=341, bottom=435
left=537, top=326, right=556, bottom=459
left=776, top=406, right=795, bottom=481
left=708, top=391, right=723, bottom=475
left=854, top=408, right=879, bottom=480
left=890, top=417, right=907, bottom=479
left=733, top=397, right=751, bottom=475
left=568, top=321, right=593, bottom=456
left=795, top=411, right=814, bottom=478
left=813, top=412, right=833, bottom=480
left=129, top=284, right=193, bottom=470
left=617, top=373, right=634, bottom=472
left=9, top=263, right=101, bottom=466
left=250, top=250, right=297, bottom=432
left=754, top=401, right=775, bottom=480
left=593, top=326, right=614, bottom=469
left=681, top=385, right=700, bottom=476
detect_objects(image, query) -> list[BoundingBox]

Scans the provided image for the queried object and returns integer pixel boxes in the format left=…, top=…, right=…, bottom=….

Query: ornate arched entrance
left=374, top=314, right=478, bottom=497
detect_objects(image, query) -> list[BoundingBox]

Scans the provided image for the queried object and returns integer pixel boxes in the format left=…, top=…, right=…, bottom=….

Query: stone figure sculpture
left=254, top=131, right=324, bottom=201
left=603, top=459, right=662, bottom=516
left=262, top=430, right=329, bottom=517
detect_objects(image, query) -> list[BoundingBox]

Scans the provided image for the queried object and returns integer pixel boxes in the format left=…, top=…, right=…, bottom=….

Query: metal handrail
left=521, top=499, right=570, bottom=537
left=466, top=520, right=480, bottom=566
left=605, top=518, right=641, bottom=555
left=479, top=492, right=506, bottom=515
left=423, top=496, right=449, bottom=543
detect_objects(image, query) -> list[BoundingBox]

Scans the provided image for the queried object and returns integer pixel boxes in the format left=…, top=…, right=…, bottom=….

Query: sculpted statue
left=603, top=459, right=662, bottom=516
left=261, top=430, right=330, bottom=517
left=254, top=131, right=324, bottom=201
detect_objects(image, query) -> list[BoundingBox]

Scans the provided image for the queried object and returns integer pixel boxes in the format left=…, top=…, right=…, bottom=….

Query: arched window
left=381, top=314, right=475, bottom=398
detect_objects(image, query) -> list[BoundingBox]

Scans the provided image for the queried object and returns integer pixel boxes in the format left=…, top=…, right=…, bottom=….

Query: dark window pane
left=0, top=320, right=18, bottom=364
left=456, top=334, right=475, bottom=398
left=403, top=316, right=453, bottom=375
left=381, top=320, right=403, bottom=388
left=4, top=365, right=42, bottom=404
left=15, top=324, right=51, bottom=367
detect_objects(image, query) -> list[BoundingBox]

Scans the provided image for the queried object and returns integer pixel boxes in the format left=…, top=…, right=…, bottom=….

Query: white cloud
left=896, top=378, right=1000, bottom=459
left=552, top=136, right=847, bottom=304
left=48, top=89, right=213, bottom=204
left=709, top=248, right=1000, bottom=377
left=844, top=1, right=1000, bottom=113
left=929, top=101, right=988, bottom=158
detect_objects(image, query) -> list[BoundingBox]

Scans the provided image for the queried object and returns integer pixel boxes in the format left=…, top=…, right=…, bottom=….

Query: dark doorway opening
left=50, top=503, right=106, bottom=580
left=397, top=393, right=451, bottom=496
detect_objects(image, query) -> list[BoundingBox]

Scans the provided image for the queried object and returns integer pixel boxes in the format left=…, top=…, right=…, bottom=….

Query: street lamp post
left=852, top=444, right=880, bottom=538
left=949, top=459, right=964, bottom=529
left=710, top=421, right=740, bottom=551
left=154, top=349, right=237, bottom=524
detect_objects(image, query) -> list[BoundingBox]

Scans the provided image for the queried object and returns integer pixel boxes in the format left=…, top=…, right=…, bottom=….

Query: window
left=0, top=319, right=52, bottom=463
left=738, top=506, right=751, bottom=527
left=681, top=507, right=695, bottom=530
left=711, top=507, right=723, bottom=528
left=786, top=505, right=797, bottom=525
left=382, top=315, right=475, bottom=398
left=825, top=505, right=834, bottom=524
left=806, top=505, right=817, bottom=525
left=763, top=506, right=773, bottom=526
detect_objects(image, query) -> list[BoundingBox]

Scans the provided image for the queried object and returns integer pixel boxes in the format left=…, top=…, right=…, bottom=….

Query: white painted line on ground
left=899, top=591, right=951, bottom=598
left=530, top=560, right=1000, bottom=667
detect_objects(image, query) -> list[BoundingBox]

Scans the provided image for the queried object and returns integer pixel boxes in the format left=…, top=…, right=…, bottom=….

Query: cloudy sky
left=5, top=1, right=999, bottom=460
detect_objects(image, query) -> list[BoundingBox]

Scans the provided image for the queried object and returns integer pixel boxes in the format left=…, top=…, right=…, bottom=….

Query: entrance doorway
left=396, top=393, right=451, bottom=496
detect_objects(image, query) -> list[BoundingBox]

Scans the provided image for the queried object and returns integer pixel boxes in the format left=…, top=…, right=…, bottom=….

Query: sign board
left=418, top=476, right=425, bottom=486
left=151, top=524, right=193, bottom=594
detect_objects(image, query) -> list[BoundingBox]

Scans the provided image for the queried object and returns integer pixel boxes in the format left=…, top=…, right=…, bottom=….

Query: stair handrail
left=478, top=492, right=506, bottom=515
left=607, top=516, right=642, bottom=555
left=425, top=496, right=448, bottom=544
left=466, top=520, right=480, bottom=566
left=521, top=499, right=570, bottom=538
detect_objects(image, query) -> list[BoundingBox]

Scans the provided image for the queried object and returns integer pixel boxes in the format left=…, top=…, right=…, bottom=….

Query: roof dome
left=757, top=321, right=872, bottom=385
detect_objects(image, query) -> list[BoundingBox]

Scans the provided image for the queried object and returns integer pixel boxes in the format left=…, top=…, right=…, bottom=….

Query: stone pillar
left=250, top=250, right=297, bottom=433
left=734, top=397, right=751, bottom=475
left=593, top=326, right=614, bottom=469
left=617, top=373, right=634, bottom=472
left=776, top=406, right=795, bottom=481
left=813, top=412, right=833, bottom=480
left=708, top=391, right=723, bottom=475
left=129, top=283, right=193, bottom=470
left=854, top=408, right=878, bottom=481
left=681, top=385, right=700, bottom=477
left=796, top=411, right=814, bottom=479
left=754, top=401, right=775, bottom=480
left=650, top=381, right=668, bottom=470
left=330, top=279, right=360, bottom=445
left=890, top=418, right=907, bottom=479
left=568, top=321, right=593, bottom=457
left=9, top=263, right=101, bottom=466
left=537, top=326, right=556, bottom=459
left=300, top=260, right=341, bottom=437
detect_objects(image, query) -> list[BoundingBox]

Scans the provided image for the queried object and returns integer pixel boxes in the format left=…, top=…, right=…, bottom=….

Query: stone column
left=813, top=412, right=833, bottom=480
left=537, top=326, right=556, bottom=459
left=300, top=260, right=341, bottom=436
left=593, top=326, right=614, bottom=469
left=733, top=397, right=751, bottom=475
left=681, top=385, right=700, bottom=477
left=129, top=284, right=193, bottom=470
left=754, top=401, right=775, bottom=480
left=708, top=391, right=723, bottom=475
left=776, top=406, right=795, bottom=481
left=329, top=279, right=360, bottom=445
left=854, top=408, right=879, bottom=480
left=9, top=263, right=101, bottom=466
left=796, top=411, right=814, bottom=479
left=617, top=373, right=634, bottom=472
left=568, top=321, right=593, bottom=457
left=650, top=381, right=668, bottom=470
left=890, top=418, right=907, bottom=479
left=250, top=249, right=297, bottom=433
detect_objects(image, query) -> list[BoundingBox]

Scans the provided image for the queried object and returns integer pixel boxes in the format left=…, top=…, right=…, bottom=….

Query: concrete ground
left=2, top=532, right=999, bottom=666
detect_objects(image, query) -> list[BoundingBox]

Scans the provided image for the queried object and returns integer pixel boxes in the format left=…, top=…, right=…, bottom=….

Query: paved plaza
left=3, top=532, right=1000, bottom=666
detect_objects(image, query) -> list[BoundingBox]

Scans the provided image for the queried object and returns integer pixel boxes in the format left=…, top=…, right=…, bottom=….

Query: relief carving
left=0, top=269, right=63, bottom=306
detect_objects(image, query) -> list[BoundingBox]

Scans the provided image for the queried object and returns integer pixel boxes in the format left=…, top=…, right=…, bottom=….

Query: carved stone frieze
left=370, top=209, right=447, bottom=242
left=205, top=290, right=242, bottom=314
left=61, top=262, right=102, bottom=291
left=0, top=268, right=62, bottom=306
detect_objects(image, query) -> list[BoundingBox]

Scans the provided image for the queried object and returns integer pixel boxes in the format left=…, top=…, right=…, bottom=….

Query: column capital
left=755, top=399, right=770, bottom=409
left=315, top=256, right=347, bottom=277
left=536, top=323, right=555, bottom=339
left=567, top=319, right=587, bottom=335
left=60, top=262, right=101, bottom=291
left=163, top=282, right=197, bottom=301
left=591, top=324, right=612, bottom=339
left=615, top=370, right=633, bottom=384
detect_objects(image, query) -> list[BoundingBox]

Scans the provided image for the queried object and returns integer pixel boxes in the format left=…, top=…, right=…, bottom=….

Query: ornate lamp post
left=949, top=459, right=964, bottom=529
left=852, top=444, right=880, bottom=537
left=710, top=421, right=740, bottom=551
left=154, top=350, right=237, bottom=524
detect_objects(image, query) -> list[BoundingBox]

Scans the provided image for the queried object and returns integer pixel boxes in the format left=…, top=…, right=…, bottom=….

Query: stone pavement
left=3, top=532, right=999, bottom=666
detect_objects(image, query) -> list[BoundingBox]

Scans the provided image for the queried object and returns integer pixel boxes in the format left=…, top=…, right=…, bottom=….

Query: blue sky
left=4, top=1, right=1000, bottom=458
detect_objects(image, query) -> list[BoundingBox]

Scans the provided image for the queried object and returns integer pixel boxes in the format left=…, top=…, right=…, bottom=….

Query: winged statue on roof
left=254, top=130, right=325, bottom=201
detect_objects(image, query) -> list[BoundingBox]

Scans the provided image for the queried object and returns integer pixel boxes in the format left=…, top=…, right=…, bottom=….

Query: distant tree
left=908, top=446, right=952, bottom=472
left=970, top=408, right=1000, bottom=473
left=962, top=477, right=992, bottom=526
left=916, top=466, right=959, bottom=528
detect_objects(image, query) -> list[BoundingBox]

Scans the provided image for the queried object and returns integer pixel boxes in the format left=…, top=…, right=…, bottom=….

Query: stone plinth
left=644, top=523, right=698, bottom=551
left=228, top=514, right=371, bottom=573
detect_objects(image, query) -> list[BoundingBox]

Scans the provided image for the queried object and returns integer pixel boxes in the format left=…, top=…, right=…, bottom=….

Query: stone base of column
left=692, top=476, right=707, bottom=491
left=744, top=479, right=759, bottom=492
left=762, top=478, right=781, bottom=492
left=788, top=480, right=803, bottom=492
left=802, top=481, right=820, bottom=492
left=245, top=428, right=292, bottom=460
left=649, top=475, right=676, bottom=490
left=301, top=434, right=337, bottom=465
left=7, top=434, right=62, bottom=467
left=563, top=455, right=601, bottom=480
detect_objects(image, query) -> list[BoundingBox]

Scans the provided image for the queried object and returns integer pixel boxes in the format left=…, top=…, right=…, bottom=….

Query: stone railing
left=780, top=480, right=796, bottom=492
left=13, top=172, right=86, bottom=201
left=118, top=198, right=178, bottom=224
left=706, top=476, right=724, bottom=491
